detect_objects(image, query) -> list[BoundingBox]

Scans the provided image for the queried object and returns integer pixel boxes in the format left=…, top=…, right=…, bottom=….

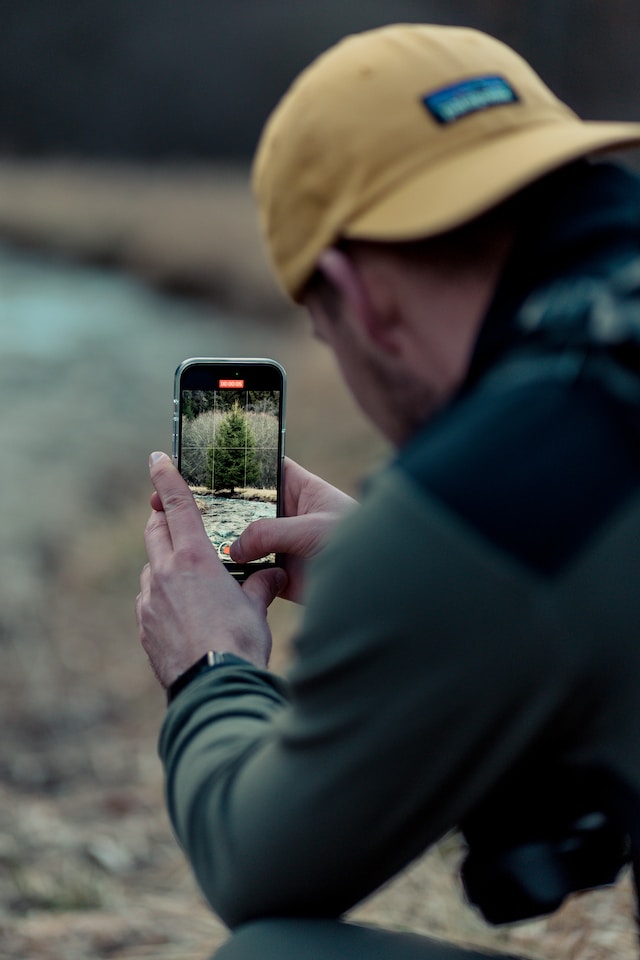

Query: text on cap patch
left=423, top=75, right=519, bottom=125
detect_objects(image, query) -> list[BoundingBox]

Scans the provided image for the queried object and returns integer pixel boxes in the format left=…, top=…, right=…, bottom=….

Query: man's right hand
left=230, top=457, right=357, bottom=603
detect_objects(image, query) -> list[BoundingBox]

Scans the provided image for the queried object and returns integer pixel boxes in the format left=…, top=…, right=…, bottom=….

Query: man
left=136, top=24, right=640, bottom=959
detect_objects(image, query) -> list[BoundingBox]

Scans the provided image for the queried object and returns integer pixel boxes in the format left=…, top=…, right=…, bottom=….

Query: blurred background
left=1, top=3, right=639, bottom=958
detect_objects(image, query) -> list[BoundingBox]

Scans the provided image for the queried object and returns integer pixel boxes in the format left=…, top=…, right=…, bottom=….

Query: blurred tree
left=249, top=411, right=279, bottom=489
left=182, top=391, right=217, bottom=421
left=181, top=409, right=222, bottom=487
left=248, top=392, right=279, bottom=416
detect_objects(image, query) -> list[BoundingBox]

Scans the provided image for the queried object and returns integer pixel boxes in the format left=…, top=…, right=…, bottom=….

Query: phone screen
left=174, top=359, right=286, bottom=579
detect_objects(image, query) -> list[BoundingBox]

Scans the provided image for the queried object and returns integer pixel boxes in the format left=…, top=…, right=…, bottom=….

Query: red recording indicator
left=219, top=379, right=245, bottom=388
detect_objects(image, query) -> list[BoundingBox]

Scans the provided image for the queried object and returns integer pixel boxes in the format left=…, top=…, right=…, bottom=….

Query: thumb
left=231, top=516, right=322, bottom=563
left=242, top=567, right=288, bottom=613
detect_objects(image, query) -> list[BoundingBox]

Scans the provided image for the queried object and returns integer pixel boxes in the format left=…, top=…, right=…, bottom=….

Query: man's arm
left=156, top=466, right=571, bottom=928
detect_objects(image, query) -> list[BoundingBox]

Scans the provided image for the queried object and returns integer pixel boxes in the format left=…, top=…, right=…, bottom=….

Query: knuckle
left=162, top=490, right=193, bottom=513
left=145, top=512, right=167, bottom=538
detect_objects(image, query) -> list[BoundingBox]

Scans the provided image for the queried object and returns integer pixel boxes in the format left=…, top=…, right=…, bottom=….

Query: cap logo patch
left=423, top=75, right=518, bottom=125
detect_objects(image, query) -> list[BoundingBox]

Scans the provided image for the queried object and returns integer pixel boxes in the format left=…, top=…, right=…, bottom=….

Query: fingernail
left=149, top=451, right=167, bottom=465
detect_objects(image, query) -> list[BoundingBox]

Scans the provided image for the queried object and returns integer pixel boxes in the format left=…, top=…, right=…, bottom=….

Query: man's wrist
left=167, top=651, right=251, bottom=705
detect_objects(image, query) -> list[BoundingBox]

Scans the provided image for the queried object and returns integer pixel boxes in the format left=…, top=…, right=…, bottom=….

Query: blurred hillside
left=2, top=0, right=640, bottom=160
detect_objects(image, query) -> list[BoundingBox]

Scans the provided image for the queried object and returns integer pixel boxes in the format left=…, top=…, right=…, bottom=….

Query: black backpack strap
left=460, top=765, right=633, bottom=927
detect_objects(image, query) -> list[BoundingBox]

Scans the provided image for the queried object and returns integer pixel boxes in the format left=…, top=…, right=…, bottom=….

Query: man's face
left=302, top=236, right=511, bottom=446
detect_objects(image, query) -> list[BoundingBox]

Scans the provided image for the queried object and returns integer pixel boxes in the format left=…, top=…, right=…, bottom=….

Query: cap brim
left=344, top=120, right=640, bottom=241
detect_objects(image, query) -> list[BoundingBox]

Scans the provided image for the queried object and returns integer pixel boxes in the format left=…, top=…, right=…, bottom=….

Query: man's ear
left=315, top=248, right=393, bottom=349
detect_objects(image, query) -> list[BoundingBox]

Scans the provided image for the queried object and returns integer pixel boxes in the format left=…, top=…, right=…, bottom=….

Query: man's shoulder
left=396, top=372, right=640, bottom=574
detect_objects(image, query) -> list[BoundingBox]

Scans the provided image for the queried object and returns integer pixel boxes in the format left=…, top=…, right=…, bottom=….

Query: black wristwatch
left=166, top=651, right=248, bottom=705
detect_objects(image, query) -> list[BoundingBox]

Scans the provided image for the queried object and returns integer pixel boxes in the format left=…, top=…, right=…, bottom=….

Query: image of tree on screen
left=180, top=390, right=279, bottom=561
left=207, top=402, right=260, bottom=494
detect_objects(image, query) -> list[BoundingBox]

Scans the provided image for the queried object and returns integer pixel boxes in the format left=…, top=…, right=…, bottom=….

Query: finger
left=135, top=592, right=145, bottom=637
left=139, top=562, right=150, bottom=591
left=230, top=516, right=322, bottom=563
left=148, top=452, right=207, bottom=551
left=242, top=567, right=288, bottom=614
left=150, top=490, right=164, bottom=512
left=281, top=457, right=311, bottom=514
left=282, top=455, right=342, bottom=493
left=283, top=456, right=316, bottom=484
left=144, top=507, right=173, bottom=562
left=136, top=563, right=150, bottom=631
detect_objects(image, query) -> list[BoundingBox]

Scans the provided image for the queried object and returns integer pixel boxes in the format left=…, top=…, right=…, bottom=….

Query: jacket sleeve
left=159, top=466, right=577, bottom=929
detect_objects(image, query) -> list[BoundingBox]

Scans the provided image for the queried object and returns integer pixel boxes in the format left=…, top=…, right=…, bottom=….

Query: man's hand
left=136, top=452, right=286, bottom=688
left=229, top=457, right=357, bottom=603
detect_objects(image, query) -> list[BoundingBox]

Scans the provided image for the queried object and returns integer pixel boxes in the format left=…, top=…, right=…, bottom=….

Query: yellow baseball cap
left=252, top=23, right=640, bottom=301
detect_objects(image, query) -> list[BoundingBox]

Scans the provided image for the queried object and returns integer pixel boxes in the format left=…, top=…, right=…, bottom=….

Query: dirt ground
left=0, top=161, right=637, bottom=960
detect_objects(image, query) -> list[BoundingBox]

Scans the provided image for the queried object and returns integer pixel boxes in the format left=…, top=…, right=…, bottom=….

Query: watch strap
left=167, top=651, right=247, bottom=705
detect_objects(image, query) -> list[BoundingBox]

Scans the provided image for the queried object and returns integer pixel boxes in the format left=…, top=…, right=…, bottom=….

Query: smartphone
left=173, top=358, right=286, bottom=580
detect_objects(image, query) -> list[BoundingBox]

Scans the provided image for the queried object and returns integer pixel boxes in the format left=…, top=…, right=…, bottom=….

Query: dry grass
left=0, top=159, right=637, bottom=959
left=235, top=486, right=278, bottom=502
left=191, top=486, right=278, bottom=502
left=0, top=159, right=289, bottom=316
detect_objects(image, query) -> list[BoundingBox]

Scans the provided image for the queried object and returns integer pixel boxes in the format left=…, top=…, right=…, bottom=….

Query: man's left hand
left=136, top=452, right=286, bottom=688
